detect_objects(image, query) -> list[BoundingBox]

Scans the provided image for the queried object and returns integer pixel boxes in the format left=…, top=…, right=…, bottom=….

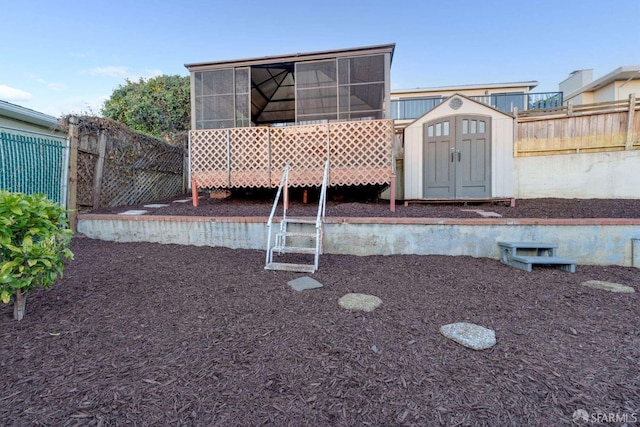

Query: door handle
left=451, top=152, right=454, bottom=162
left=458, top=152, right=461, bottom=161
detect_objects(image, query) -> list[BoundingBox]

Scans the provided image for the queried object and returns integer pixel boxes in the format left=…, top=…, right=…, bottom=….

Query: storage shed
left=403, top=94, right=514, bottom=201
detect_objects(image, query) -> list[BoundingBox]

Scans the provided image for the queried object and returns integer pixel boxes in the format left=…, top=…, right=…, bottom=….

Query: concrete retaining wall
left=78, top=214, right=640, bottom=267
left=514, top=150, right=640, bottom=199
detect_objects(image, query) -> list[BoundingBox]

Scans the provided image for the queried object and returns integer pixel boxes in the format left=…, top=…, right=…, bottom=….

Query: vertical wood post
left=267, top=128, right=272, bottom=187
left=512, top=107, right=519, bottom=157
left=226, top=129, right=231, bottom=187
left=66, top=116, right=79, bottom=232
left=625, top=93, right=636, bottom=150
left=389, top=174, right=396, bottom=212
left=191, top=179, right=199, bottom=207
left=92, top=130, right=107, bottom=208
left=567, top=102, right=574, bottom=117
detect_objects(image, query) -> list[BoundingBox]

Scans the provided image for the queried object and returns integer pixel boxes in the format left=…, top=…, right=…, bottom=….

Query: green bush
left=0, top=191, right=74, bottom=320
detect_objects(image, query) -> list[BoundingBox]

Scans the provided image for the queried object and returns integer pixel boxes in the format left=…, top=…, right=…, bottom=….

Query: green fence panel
left=0, top=128, right=69, bottom=207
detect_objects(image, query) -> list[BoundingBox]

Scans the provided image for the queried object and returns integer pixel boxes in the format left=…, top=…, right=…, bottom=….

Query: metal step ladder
left=265, top=160, right=329, bottom=273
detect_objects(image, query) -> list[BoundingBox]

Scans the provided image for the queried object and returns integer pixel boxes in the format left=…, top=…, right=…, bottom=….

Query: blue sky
left=2, top=0, right=639, bottom=118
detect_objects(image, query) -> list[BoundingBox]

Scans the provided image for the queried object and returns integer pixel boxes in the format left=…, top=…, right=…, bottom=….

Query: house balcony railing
left=391, top=92, right=563, bottom=121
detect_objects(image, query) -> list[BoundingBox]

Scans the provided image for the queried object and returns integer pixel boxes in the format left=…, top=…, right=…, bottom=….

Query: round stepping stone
left=338, top=293, right=382, bottom=312
left=581, top=280, right=635, bottom=293
left=440, top=322, right=496, bottom=350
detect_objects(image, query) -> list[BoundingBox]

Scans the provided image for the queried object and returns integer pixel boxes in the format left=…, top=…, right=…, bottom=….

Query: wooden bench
left=498, top=241, right=577, bottom=273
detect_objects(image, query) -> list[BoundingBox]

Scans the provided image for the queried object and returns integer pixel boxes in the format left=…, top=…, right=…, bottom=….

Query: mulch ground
left=1, top=238, right=639, bottom=426
left=87, top=191, right=640, bottom=219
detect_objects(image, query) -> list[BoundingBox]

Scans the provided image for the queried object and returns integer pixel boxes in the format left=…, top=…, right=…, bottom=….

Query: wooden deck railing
left=189, top=119, right=394, bottom=188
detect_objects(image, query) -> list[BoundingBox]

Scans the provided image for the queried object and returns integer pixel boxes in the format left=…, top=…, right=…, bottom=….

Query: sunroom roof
left=184, top=44, right=395, bottom=71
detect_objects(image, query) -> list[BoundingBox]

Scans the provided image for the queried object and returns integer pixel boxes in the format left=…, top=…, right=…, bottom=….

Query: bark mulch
left=1, top=238, right=639, bottom=425
left=87, top=192, right=640, bottom=219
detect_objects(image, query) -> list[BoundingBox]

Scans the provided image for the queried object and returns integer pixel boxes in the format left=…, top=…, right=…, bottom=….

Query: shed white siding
left=403, top=94, right=514, bottom=199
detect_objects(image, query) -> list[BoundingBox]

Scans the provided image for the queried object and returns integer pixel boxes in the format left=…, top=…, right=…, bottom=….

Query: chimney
left=559, top=69, right=593, bottom=95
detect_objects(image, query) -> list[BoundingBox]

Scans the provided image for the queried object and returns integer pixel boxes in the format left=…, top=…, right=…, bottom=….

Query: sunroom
left=185, top=44, right=397, bottom=207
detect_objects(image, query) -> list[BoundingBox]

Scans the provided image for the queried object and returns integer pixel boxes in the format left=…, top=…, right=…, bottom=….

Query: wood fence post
left=567, top=102, right=573, bottom=117
left=226, top=129, right=231, bottom=187
left=512, top=107, right=519, bottom=157
left=92, top=130, right=108, bottom=208
left=389, top=174, right=396, bottom=213
left=67, top=116, right=79, bottom=232
left=625, top=93, right=636, bottom=150
left=267, top=128, right=272, bottom=187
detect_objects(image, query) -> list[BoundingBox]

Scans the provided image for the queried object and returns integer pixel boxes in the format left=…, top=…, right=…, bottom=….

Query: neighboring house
left=560, top=66, right=640, bottom=105
left=388, top=82, right=562, bottom=173
left=0, top=100, right=69, bottom=206
left=0, top=99, right=62, bottom=135
left=391, top=81, right=562, bottom=130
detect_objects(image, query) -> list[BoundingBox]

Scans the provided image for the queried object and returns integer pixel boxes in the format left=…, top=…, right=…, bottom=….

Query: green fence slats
left=0, top=129, right=69, bottom=206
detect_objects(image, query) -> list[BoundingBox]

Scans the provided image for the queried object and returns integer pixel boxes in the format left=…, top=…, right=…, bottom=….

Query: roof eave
left=0, top=100, right=59, bottom=128
left=564, top=65, right=640, bottom=99
left=184, top=43, right=396, bottom=71
left=392, top=81, right=539, bottom=95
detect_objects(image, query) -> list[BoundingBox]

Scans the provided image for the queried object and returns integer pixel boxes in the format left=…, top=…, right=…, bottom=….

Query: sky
left=2, top=0, right=639, bottom=118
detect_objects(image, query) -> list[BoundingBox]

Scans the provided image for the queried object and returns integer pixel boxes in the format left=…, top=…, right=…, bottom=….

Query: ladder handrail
left=316, top=159, right=330, bottom=228
left=267, top=163, right=290, bottom=227
left=266, top=163, right=289, bottom=265
left=312, top=160, right=330, bottom=270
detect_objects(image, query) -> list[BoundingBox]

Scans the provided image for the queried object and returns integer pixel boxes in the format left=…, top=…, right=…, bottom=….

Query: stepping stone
left=477, top=211, right=502, bottom=218
left=118, top=210, right=148, bottom=215
left=172, top=199, right=192, bottom=203
left=440, top=322, right=496, bottom=350
left=460, top=209, right=502, bottom=218
left=338, top=293, right=382, bottom=312
left=581, top=280, right=635, bottom=293
left=288, top=276, right=323, bottom=292
left=143, top=204, right=169, bottom=208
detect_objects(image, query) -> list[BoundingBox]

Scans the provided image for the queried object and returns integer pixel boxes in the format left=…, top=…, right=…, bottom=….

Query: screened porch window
left=192, top=50, right=389, bottom=129
left=194, top=68, right=249, bottom=129
left=296, top=59, right=338, bottom=122
left=296, top=54, right=386, bottom=123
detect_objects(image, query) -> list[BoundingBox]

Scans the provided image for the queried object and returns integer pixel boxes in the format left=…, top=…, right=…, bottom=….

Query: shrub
left=0, top=191, right=74, bottom=320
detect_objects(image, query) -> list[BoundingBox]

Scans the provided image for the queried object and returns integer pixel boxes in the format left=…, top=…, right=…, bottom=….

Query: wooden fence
left=66, top=117, right=184, bottom=211
left=514, top=95, right=639, bottom=156
left=190, top=119, right=394, bottom=189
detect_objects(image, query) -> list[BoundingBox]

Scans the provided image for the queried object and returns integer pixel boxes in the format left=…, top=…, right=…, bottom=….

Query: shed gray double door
left=423, top=115, right=491, bottom=198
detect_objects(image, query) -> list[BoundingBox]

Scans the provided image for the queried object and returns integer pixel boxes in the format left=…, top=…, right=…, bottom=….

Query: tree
left=0, top=191, right=73, bottom=320
left=102, top=75, right=190, bottom=141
